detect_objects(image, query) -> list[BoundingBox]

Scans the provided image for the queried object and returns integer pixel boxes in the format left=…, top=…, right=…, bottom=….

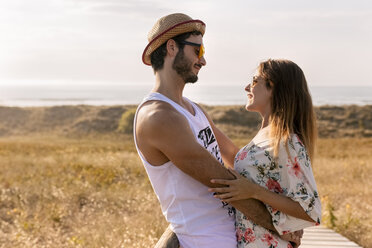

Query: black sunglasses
left=178, top=40, right=205, bottom=59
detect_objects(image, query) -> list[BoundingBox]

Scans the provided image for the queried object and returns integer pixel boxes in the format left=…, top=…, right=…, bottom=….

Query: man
left=134, top=13, right=301, bottom=248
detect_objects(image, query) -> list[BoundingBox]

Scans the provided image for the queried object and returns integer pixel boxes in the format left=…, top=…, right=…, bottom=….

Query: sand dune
left=0, top=104, right=371, bottom=137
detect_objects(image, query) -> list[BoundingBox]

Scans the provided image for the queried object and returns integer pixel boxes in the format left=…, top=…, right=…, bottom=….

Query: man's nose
left=200, top=56, right=206, bottom=66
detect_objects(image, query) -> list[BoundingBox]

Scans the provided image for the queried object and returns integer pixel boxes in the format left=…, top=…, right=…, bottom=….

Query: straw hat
left=142, top=13, right=206, bottom=65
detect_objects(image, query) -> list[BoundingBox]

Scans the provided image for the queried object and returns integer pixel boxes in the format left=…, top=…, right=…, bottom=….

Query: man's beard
left=172, top=49, right=198, bottom=84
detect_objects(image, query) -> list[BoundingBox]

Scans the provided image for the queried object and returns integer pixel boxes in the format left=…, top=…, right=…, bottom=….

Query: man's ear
left=166, top=39, right=178, bottom=58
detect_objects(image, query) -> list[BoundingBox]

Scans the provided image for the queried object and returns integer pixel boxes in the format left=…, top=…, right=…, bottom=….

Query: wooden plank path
left=154, top=225, right=363, bottom=248
left=300, top=226, right=362, bottom=248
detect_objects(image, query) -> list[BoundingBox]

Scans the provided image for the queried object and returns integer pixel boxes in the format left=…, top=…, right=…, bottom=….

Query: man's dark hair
left=150, top=31, right=202, bottom=72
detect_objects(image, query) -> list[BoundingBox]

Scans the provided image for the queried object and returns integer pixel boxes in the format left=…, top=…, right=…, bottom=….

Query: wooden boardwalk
left=300, top=226, right=362, bottom=248
left=154, top=225, right=363, bottom=248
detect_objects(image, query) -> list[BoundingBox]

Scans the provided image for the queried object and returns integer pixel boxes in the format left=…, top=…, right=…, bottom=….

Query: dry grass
left=0, top=133, right=371, bottom=247
left=0, top=134, right=166, bottom=248
left=313, top=138, right=372, bottom=247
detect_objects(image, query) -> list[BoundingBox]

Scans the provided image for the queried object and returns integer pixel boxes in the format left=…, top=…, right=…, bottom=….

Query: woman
left=209, top=59, right=322, bottom=248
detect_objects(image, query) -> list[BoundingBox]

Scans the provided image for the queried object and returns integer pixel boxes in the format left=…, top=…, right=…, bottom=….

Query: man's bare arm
left=154, top=225, right=179, bottom=248
left=136, top=103, right=275, bottom=231
left=136, top=103, right=236, bottom=187
left=230, top=199, right=275, bottom=231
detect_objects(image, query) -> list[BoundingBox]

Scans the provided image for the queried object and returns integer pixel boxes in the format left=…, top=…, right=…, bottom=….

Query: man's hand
left=280, top=230, right=304, bottom=248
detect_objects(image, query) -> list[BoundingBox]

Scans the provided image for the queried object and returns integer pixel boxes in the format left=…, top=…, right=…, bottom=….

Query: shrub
left=117, top=108, right=137, bottom=134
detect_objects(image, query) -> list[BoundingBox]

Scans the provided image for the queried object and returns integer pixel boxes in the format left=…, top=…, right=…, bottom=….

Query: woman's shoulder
left=287, top=133, right=312, bottom=166
left=275, top=133, right=309, bottom=161
left=284, top=133, right=305, bottom=151
left=290, top=133, right=304, bottom=144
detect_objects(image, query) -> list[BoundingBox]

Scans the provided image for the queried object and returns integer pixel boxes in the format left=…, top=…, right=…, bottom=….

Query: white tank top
left=134, top=92, right=236, bottom=248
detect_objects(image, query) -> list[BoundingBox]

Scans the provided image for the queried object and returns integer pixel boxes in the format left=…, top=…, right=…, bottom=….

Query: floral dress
left=234, top=127, right=321, bottom=248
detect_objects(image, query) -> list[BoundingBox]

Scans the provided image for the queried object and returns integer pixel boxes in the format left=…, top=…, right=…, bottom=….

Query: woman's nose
left=245, top=83, right=251, bottom=92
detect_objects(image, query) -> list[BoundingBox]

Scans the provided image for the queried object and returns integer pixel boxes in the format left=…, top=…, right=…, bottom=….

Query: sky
left=1, top=0, right=372, bottom=87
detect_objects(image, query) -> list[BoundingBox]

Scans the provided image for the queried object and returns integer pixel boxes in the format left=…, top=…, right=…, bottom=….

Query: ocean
left=0, top=84, right=371, bottom=107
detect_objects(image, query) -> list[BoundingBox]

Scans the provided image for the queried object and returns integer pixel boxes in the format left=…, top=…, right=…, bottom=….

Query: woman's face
left=244, top=72, right=272, bottom=116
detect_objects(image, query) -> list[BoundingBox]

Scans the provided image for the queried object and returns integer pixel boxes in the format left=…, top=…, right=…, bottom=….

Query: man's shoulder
left=136, top=100, right=187, bottom=131
left=192, top=101, right=214, bottom=124
left=192, top=102, right=208, bottom=114
left=138, top=100, right=182, bottom=120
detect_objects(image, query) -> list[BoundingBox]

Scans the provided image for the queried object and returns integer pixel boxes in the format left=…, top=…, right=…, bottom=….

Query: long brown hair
left=258, top=59, right=317, bottom=160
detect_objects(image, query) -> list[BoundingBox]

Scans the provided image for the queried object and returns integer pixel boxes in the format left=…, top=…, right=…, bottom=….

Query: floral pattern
left=234, top=127, right=322, bottom=247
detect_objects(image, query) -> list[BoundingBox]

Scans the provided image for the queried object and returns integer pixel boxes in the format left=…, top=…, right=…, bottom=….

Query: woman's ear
left=268, top=81, right=274, bottom=98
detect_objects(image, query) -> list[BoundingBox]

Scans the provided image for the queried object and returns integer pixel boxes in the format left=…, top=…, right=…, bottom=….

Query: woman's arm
left=251, top=182, right=314, bottom=222
left=196, top=104, right=239, bottom=168
left=209, top=169, right=315, bottom=222
left=210, top=123, right=239, bottom=168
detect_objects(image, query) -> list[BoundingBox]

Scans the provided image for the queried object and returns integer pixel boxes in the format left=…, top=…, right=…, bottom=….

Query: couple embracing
left=134, top=13, right=321, bottom=248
